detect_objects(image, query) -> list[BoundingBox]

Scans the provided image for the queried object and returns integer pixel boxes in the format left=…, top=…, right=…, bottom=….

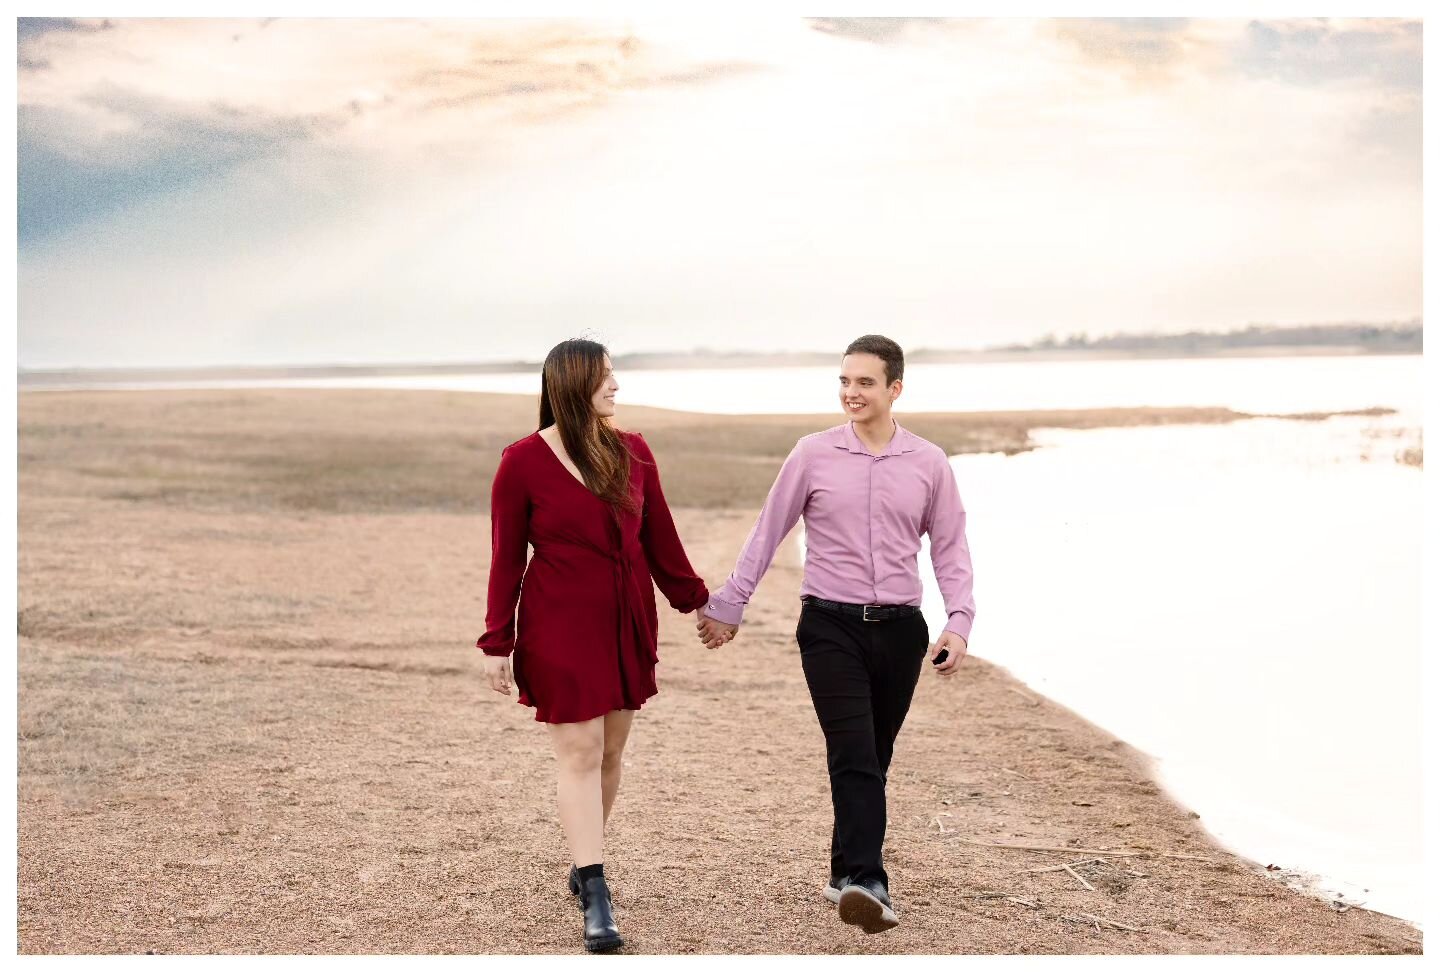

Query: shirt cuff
left=943, top=612, right=972, bottom=643
left=476, top=638, right=513, bottom=658
left=703, top=596, right=745, bottom=625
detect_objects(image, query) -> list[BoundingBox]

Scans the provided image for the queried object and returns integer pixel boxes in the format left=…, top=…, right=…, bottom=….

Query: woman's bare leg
left=546, top=716, right=606, bottom=866
left=600, top=710, right=635, bottom=826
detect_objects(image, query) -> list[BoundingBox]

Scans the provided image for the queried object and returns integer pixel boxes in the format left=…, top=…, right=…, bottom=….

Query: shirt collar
left=837, top=419, right=919, bottom=457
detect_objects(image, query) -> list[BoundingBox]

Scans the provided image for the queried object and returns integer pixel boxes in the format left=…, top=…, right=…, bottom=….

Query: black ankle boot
left=568, top=865, right=581, bottom=906
left=578, top=874, right=623, bottom=953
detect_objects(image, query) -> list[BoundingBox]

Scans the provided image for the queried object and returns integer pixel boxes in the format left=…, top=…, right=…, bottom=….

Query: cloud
left=806, top=18, right=952, bottom=44
left=17, top=16, right=115, bottom=69
left=1052, top=18, right=1200, bottom=80
left=1048, top=17, right=1421, bottom=92
left=1235, top=19, right=1421, bottom=89
left=652, top=62, right=765, bottom=87
left=1224, top=19, right=1421, bottom=178
left=19, top=85, right=341, bottom=244
left=17, top=19, right=764, bottom=245
left=17, top=17, right=114, bottom=42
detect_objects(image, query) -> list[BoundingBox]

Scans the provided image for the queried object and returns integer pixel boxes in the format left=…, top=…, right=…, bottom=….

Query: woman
left=475, top=339, right=721, bottom=953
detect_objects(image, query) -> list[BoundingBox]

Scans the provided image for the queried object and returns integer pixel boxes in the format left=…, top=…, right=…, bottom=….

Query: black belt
left=801, top=596, right=920, bottom=623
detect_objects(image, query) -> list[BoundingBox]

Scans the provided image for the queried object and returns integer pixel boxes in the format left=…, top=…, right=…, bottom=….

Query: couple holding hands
left=476, top=334, right=975, bottom=952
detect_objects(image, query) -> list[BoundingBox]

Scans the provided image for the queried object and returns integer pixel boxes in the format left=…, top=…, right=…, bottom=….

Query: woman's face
left=592, top=355, right=619, bottom=418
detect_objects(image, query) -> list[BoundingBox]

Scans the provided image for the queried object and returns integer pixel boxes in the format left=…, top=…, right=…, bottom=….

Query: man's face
left=839, top=352, right=899, bottom=422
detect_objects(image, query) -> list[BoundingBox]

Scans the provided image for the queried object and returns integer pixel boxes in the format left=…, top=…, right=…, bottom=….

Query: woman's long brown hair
left=538, top=339, right=639, bottom=514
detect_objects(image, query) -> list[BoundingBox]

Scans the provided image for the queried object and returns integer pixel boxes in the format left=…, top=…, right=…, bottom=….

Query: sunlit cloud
left=18, top=18, right=764, bottom=151
left=19, top=18, right=768, bottom=242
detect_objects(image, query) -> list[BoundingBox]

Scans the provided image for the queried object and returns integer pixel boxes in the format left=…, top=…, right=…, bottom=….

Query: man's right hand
left=482, top=654, right=513, bottom=695
left=929, top=631, right=968, bottom=678
left=695, top=610, right=738, bottom=649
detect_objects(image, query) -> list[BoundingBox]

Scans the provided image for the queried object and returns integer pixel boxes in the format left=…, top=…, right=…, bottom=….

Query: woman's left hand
left=695, top=609, right=737, bottom=649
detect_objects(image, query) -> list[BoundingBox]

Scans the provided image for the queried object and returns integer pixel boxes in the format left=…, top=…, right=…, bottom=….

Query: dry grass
left=17, top=390, right=1422, bottom=955
left=20, top=389, right=1294, bottom=513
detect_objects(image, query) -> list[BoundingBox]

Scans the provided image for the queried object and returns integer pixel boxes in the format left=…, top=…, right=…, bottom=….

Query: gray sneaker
left=822, top=876, right=850, bottom=904
left=838, top=880, right=899, bottom=933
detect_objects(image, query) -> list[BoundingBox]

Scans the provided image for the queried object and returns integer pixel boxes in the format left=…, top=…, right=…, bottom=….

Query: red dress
left=476, top=429, right=709, bottom=723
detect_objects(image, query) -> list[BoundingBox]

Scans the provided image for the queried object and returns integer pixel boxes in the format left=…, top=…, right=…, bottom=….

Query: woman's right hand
left=482, top=654, right=513, bottom=695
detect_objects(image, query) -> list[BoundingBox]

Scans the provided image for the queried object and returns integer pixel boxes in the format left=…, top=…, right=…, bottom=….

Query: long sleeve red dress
left=475, top=429, right=709, bottom=724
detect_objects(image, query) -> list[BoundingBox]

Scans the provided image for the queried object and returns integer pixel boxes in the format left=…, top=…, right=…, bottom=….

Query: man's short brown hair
left=844, top=334, right=905, bottom=386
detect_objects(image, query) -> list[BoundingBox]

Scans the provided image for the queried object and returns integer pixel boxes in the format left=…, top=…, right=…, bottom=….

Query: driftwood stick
left=947, top=835, right=1215, bottom=863
left=1081, top=912, right=1141, bottom=932
left=1021, top=857, right=1106, bottom=874
left=1061, top=912, right=1141, bottom=932
left=1063, top=864, right=1096, bottom=891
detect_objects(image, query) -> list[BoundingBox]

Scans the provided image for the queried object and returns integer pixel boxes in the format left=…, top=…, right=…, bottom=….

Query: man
left=697, top=334, right=975, bottom=934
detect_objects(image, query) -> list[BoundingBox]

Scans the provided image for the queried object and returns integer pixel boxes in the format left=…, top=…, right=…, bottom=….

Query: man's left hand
left=695, top=610, right=737, bottom=649
left=929, top=631, right=968, bottom=677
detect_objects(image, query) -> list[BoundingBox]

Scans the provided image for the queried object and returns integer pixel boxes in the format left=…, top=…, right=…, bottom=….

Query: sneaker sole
left=838, top=885, right=899, bottom=934
left=822, top=885, right=842, bottom=905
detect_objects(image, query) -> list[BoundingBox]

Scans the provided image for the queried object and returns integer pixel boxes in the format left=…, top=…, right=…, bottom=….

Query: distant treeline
left=990, top=321, right=1421, bottom=354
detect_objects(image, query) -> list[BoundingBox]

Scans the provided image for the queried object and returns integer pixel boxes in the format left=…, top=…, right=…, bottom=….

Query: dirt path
left=17, top=390, right=1421, bottom=954
left=16, top=502, right=1420, bottom=954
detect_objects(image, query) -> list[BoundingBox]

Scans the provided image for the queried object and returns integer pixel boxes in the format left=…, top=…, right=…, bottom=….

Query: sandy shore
left=17, top=390, right=1421, bottom=954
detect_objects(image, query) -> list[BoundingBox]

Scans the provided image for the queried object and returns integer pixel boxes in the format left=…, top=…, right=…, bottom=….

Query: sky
left=15, top=16, right=1423, bottom=369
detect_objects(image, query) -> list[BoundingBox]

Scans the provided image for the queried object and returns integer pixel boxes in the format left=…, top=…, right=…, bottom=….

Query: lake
left=38, top=352, right=1422, bottom=416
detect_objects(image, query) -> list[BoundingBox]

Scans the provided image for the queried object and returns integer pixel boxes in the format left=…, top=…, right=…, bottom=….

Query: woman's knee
left=556, top=745, right=603, bottom=774
left=554, top=738, right=604, bottom=773
left=600, top=744, right=625, bottom=773
left=549, top=720, right=605, bottom=773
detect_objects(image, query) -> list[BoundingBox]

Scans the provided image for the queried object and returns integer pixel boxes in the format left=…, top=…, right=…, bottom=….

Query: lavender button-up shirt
left=706, top=420, right=976, bottom=641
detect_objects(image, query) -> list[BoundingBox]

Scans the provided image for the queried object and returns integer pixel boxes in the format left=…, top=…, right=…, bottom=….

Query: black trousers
left=795, top=601, right=929, bottom=888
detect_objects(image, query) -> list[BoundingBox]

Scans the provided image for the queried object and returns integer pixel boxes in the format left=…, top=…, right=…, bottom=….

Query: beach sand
left=17, top=390, right=1421, bottom=954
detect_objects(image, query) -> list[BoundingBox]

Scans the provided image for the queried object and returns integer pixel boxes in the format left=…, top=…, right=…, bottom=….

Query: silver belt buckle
left=862, top=604, right=882, bottom=622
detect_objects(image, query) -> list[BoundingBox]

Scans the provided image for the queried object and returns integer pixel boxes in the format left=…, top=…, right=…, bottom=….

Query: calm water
left=924, top=413, right=1422, bottom=921
left=44, top=352, right=1421, bottom=416
left=33, top=353, right=1424, bottom=920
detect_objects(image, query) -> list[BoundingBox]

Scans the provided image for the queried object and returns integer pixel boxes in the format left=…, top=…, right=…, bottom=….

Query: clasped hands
left=694, top=607, right=968, bottom=675
left=694, top=609, right=737, bottom=649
